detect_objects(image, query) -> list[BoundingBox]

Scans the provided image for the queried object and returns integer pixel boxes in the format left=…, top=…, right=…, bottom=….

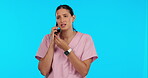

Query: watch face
left=64, top=51, right=69, bottom=55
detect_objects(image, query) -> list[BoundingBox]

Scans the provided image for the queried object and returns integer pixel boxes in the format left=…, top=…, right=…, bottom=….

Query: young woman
left=35, top=5, right=98, bottom=78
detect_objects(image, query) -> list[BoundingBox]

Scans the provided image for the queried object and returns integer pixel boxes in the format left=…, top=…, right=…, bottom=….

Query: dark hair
left=56, top=5, right=77, bottom=32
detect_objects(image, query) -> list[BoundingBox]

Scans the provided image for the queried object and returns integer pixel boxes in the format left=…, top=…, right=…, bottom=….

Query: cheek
left=56, top=20, right=60, bottom=24
left=68, top=18, right=73, bottom=23
left=56, top=19, right=59, bottom=22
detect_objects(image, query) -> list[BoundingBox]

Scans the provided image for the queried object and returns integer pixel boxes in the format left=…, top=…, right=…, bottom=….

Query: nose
left=60, top=17, right=65, bottom=23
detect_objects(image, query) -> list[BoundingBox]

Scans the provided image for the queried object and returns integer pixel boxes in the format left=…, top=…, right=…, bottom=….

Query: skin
left=38, top=8, right=92, bottom=77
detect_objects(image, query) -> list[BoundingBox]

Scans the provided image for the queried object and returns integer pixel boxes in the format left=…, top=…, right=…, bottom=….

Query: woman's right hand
left=49, top=26, right=59, bottom=45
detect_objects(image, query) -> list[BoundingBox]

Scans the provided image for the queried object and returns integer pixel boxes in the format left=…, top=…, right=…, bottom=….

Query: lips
left=61, top=24, right=66, bottom=27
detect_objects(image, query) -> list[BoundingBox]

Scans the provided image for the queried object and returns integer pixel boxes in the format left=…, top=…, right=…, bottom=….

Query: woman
left=35, top=5, right=98, bottom=78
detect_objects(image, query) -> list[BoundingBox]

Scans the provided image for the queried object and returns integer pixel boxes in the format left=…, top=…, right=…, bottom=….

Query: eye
left=56, top=16, right=60, bottom=19
left=64, top=15, right=68, bottom=17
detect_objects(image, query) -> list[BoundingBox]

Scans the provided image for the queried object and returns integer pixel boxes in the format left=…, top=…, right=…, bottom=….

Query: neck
left=60, top=29, right=76, bottom=40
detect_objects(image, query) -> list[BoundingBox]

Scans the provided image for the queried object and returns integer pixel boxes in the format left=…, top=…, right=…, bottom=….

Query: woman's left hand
left=54, top=34, right=70, bottom=51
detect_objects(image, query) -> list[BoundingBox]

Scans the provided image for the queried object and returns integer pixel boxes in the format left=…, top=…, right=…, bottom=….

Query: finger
left=51, top=29, right=58, bottom=36
left=53, top=29, right=57, bottom=33
left=57, top=32, right=61, bottom=37
left=54, top=34, right=59, bottom=38
left=54, top=38, right=58, bottom=44
left=54, top=37, right=60, bottom=44
left=52, top=27, right=58, bottom=31
left=51, top=27, right=58, bottom=33
left=54, top=34, right=61, bottom=41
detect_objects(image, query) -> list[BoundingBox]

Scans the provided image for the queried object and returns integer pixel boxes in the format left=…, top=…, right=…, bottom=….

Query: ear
left=72, top=15, right=76, bottom=22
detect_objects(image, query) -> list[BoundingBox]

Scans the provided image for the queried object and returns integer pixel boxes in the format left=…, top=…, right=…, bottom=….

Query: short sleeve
left=82, top=34, right=98, bottom=63
left=35, top=34, right=50, bottom=60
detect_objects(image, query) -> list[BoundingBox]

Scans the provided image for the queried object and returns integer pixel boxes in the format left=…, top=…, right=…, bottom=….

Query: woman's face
left=56, top=8, right=75, bottom=31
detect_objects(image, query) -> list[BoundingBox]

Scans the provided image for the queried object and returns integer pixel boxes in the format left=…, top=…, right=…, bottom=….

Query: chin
left=60, top=27, right=69, bottom=31
left=60, top=28, right=68, bottom=31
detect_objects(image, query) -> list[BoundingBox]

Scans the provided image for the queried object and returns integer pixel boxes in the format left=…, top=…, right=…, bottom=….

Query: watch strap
left=64, top=48, right=72, bottom=56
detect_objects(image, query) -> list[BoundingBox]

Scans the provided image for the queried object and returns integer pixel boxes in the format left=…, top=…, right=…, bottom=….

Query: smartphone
left=54, top=23, right=60, bottom=35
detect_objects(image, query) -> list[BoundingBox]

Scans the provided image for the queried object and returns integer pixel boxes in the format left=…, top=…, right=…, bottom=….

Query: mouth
left=61, top=24, right=66, bottom=28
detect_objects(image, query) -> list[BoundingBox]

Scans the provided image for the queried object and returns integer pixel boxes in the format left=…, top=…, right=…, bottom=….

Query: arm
left=67, top=51, right=92, bottom=77
left=38, top=43, right=54, bottom=76
left=54, top=35, right=92, bottom=77
left=38, top=27, right=58, bottom=76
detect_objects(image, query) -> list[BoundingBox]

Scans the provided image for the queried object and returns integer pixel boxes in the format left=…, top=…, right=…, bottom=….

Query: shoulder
left=42, top=34, right=51, bottom=41
left=78, top=32, right=92, bottom=40
left=44, top=34, right=51, bottom=38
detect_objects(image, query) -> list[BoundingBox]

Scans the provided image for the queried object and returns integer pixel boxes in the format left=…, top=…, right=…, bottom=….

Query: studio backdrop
left=0, top=0, right=147, bottom=78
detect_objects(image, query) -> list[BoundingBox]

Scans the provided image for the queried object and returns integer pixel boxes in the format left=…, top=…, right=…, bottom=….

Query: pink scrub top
left=35, top=32, right=98, bottom=78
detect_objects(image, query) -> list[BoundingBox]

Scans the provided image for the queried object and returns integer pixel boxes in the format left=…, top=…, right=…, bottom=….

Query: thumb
left=57, top=32, right=61, bottom=38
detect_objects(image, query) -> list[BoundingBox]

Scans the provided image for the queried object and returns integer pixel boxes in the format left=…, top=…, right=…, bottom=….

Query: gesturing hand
left=50, top=26, right=59, bottom=45
left=54, top=33, right=70, bottom=51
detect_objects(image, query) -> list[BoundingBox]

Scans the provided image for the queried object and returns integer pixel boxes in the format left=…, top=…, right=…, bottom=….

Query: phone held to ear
left=54, top=24, right=60, bottom=35
left=54, top=29, right=60, bottom=35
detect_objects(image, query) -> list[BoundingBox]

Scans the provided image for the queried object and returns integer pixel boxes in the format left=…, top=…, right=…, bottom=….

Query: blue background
left=0, top=0, right=147, bottom=78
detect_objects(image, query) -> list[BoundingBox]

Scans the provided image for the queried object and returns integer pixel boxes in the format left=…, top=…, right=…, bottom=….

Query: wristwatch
left=64, top=48, right=72, bottom=56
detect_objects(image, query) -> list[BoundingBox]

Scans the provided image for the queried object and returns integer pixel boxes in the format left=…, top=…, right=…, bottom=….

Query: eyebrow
left=57, top=14, right=67, bottom=18
left=57, top=13, right=68, bottom=16
left=63, top=14, right=68, bottom=15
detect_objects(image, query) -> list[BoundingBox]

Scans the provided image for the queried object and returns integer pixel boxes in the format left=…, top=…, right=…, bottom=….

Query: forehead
left=56, top=8, right=70, bottom=16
